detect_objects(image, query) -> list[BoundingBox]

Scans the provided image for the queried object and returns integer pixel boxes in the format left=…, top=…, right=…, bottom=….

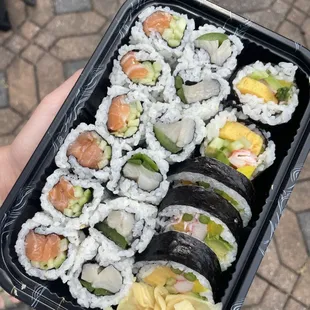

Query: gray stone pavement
left=0, top=0, right=309, bottom=309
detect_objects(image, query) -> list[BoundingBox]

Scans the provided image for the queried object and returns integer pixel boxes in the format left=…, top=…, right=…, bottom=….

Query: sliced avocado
left=95, top=221, right=128, bottom=249
left=250, top=70, right=269, bottom=80
left=84, top=189, right=93, bottom=201
left=196, top=32, right=229, bottom=46
left=39, top=262, right=49, bottom=270
left=207, top=221, right=224, bottom=237
left=64, top=208, right=74, bottom=217
left=162, top=28, right=174, bottom=42
left=72, top=203, right=83, bottom=214
left=74, top=186, right=84, bottom=198
left=93, top=288, right=113, bottom=296
left=104, top=145, right=112, bottom=159
left=176, top=18, right=187, bottom=33
left=131, top=153, right=159, bottom=172
left=78, top=196, right=88, bottom=207
left=204, top=236, right=232, bottom=260
left=80, top=279, right=95, bottom=293
left=168, top=39, right=181, bottom=47
left=153, top=62, right=162, bottom=73
left=154, top=125, right=183, bottom=154
left=214, top=189, right=238, bottom=207
left=54, top=252, right=67, bottom=269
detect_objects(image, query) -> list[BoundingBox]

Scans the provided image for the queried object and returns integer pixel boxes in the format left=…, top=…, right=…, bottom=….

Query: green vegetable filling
left=174, top=75, right=187, bottom=104
left=79, top=280, right=113, bottom=296
left=127, top=153, right=159, bottom=172
left=162, top=16, right=187, bottom=48
left=132, top=61, right=162, bottom=86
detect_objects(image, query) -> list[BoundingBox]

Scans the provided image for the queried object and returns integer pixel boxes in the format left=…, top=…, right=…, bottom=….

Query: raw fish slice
left=41, top=234, right=61, bottom=262
left=143, top=11, right=172, bottom=36
left=120, top=52, right=148, bottom=80
left=108, top=95, right=130, bottom=131
left=25, top=230, right=46, bottom=262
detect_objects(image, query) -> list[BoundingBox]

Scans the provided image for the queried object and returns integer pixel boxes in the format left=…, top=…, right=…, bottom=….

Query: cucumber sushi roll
left=89, top=197, right=157, bottom=263
left=109, top=44, right=172, bottom=100
left=134, top=231, right=222, bottom=305
left=67, top=236, right=134, bottom=309
left=55, top=123, right=114, bottom=182
left=130, top=6, right=195, bottom=65
left=233, top=61, right=299, bottom=125
left=107, top=148, right=170, bottom=205
left=172, top=65, right=230, bottom=120
left=95, top=86, right=151, bottom=151
left=200, top=109, right=276, bottom=180
left=15, top=212, right=83, bottom=281
left=40, top=169, right=105, bottom=230
left=185, top=24, right=243, bottom=78
left=168, top=157, right=255, bottom=227
left=145, top=102, right=205, bottom=163
left=158, top=186, right=242, bottom=270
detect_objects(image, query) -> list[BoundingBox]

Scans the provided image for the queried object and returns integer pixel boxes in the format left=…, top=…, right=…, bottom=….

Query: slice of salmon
left=25, top=230, right=46, bottom=262
left=143, top=11, right=172, bottom=36
left=67, top=132, right=104, bottom=170
left=48, top=178, right=75, bottom=212
left=41, top=234, right=62, bottom=262
left=120, top=51, right=148, bottom=80
left=108, top=95, right=131, bottom=131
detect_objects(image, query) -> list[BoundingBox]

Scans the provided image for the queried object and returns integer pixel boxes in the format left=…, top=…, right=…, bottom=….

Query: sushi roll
left=107, top=148, right=170, bottom=205
left=171, top=64, right=230, bottom=120
left=134, top=231, right=222, bottom=305
left=168, top=157, right=255, bottom=227
left=130, top=6, right=195, bottom=65
left=89, top=197, right=157, bottom=263
left=145, top=102, right=205, bottom=163
left=158, top=186, right=243, bottom=270
left=67, top=236, right=134, bottom=309
left=180, top=24, right=243, bottom=78
left=55, top=123, right=114, bottom=182
left=233, top=61, right=299, bottom=125
left=15, top=212, right=83, bottom=281
left=109, top=44, right=172, bottom=100
left=40, top=169, right=105, bottom=230
left=200, top=109, right=276, bottom=180
left=95, top=86, right=151, bottom=150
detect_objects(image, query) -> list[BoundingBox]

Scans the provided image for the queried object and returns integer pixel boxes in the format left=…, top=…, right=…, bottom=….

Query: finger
left=11, top=69, right=82, bottom=172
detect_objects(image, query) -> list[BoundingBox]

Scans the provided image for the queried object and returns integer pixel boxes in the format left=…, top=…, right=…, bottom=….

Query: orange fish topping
left=108, top=95, right=131, bottom=132
left=48, top=178, right=75, bottom=212
left=67, top=132, right=104, bottom=170
left=25, top=231, right=62, bottom=262
left=120, top=51, right=148, bottom=80
left=143, top=11, right=173, bottom=36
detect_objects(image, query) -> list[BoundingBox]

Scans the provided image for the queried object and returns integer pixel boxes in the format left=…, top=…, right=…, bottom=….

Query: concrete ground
left=0, top=0, right=309, bottom=309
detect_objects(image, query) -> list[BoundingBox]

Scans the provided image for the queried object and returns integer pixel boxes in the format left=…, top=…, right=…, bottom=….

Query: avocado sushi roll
left=171, top=65, right=230, bottom=120
left=145, top=102, right=205, bottom=163
left=89, top=197, right=157, bottom=263
left=185, top=24, right=244, bottom=78
left=40, top=169, right=105, bottom=230
left=67, top=236, right=134, bottom=309
left=233, top=61, right=299, bottom=125
left=200, top=109, right=276, bottom=180
left=55, top=123, right=114, bottom=182
left=15, top=212, right=83, bottom=281
left=95, top=86, right=151, bottom=151
left=168, top=157, right=255, bottom=227
left=107, top=148, right=170, bottom=205
left=134, top=231, right=222, bottom=305
left=130, top=6, right=195, bottom=65
left=158, top=186, right=242, bottom=270
left=109, top=44, right=172, bottom=100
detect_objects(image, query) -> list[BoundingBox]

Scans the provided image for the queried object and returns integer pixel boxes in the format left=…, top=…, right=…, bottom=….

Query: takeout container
left=0, top=0, right=309, bottom=309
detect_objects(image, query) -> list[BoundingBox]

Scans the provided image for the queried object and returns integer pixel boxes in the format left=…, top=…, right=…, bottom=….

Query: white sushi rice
left=200, top=109, right=276, bottom=179
left=89, top=198, right=157, bottom=263
left=40, top=169, right=105, bottom=230
left=157, top=205, right=238, bottom=271
left=168, top=172, right=252, bottom=227
left=134, top=260, right=215, bottom=303
left=169, top=64, right=230, bottom=120
left=95, top=86, right=152, bottom=151
left=107, top=148, right=170, bottom=205
left=232, top=61, right=299, bottom=125
left=15, top=212, right=84, bottom=282
left=145, top=102, right=205, bottom=163
left=130, top=6, right=195, bottom=66
left=109, top=44, right=172, bottom=101
left=183, top=24, right=244, bottom=78
left=55, top=123, right=116, bottom=182
left=67, top=236, right=134, bottom=309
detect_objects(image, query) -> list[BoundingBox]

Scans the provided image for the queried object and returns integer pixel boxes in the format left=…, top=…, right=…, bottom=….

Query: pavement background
left=0, top=0, right=309, bottom=309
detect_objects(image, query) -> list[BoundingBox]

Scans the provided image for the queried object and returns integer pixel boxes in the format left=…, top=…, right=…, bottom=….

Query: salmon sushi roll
left=40, top=169, right=105, bottom=230
left=15, top=212, right=83, bottom=281
left=109, top=44, right=172, bottom=101
left=107, top=148, right=170, bottom=205
left=130, top=6, right=195, bottom=65
left=89, top=198, right=157, bottom=263
left=55, top=123, right=115, bottom=182
left=145, top=102, right=205, bottom=163
left=95, top=86, right=151, bottom=150
left=67, top=236, right=134, bottom=309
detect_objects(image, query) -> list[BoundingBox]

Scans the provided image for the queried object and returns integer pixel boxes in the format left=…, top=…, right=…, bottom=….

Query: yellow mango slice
left=237, top=165, right=256, bottom=179
left=143, top=267, right=176, bottom=287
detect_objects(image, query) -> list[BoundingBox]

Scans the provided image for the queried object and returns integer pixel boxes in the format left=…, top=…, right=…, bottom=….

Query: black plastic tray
left=0, top=0, right=310, bottom=309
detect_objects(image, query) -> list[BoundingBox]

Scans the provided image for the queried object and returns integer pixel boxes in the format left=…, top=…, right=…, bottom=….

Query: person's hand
left=0, top=70, right=82, bottom=203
